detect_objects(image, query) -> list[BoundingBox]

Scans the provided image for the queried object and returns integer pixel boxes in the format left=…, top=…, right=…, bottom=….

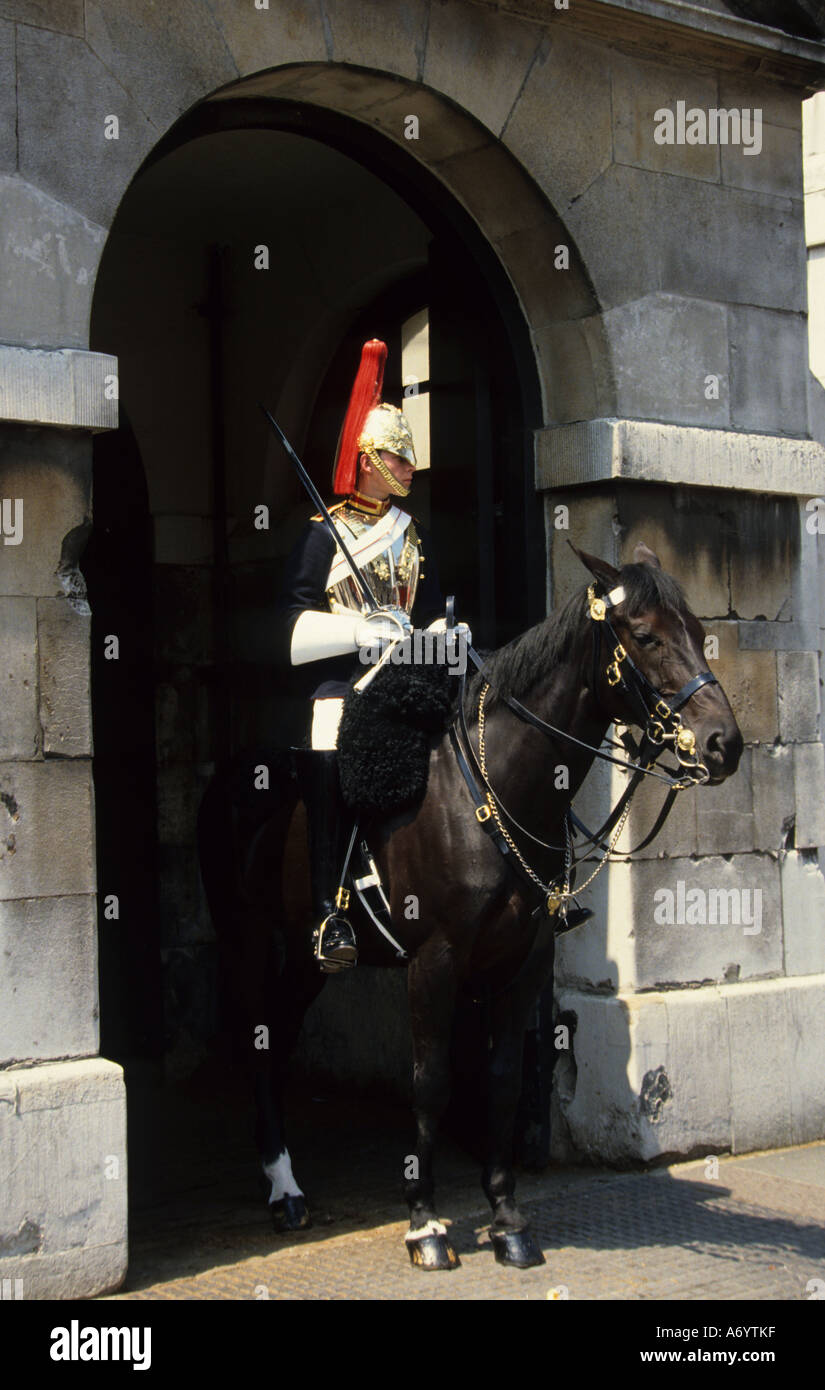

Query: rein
left=450, top=582, right=717, bottom=925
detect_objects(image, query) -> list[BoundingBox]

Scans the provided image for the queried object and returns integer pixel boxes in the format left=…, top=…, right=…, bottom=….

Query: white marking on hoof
left=263, top=1149, right=304, bottom=1205
left=405, top=1219, right=447, bottom=1242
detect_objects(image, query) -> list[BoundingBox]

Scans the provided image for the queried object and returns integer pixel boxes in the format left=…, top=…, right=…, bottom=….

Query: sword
left=260, top=404, right=379, bottom=612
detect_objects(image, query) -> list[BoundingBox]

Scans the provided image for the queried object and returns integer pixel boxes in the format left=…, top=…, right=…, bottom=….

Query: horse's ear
left=633, top=542, right=662, bottom=568
left=567, top=541, right=621, bottom=590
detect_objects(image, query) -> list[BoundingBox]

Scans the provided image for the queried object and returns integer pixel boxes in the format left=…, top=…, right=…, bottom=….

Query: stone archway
left=86, top=55, right=598, bottom=1072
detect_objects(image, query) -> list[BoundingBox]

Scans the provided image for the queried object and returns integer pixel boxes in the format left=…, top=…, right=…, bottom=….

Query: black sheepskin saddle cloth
left=337, top=658, right=455, bottom=816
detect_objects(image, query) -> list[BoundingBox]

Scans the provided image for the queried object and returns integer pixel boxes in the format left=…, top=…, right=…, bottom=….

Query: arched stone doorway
left=82, top=61, right=603, bottom=1231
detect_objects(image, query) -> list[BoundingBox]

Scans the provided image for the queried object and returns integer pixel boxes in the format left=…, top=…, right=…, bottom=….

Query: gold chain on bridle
left=477, top=681, right=634, bottom=915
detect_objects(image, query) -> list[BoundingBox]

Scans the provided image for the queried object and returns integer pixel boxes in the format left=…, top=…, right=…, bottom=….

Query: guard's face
left=378, top=449, right=415, bottom=493
left=359, top=449, right=415, bottom=498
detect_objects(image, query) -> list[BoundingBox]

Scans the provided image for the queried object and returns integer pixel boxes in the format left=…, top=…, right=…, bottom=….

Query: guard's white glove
left=427, top=616, right=472, bottom=646
left=355, top=607, right=412, bottom=650
left=289, top=607, right=412, bottom=666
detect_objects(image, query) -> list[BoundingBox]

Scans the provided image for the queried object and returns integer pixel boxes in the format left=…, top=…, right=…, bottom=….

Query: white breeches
left=311, top=697, right=345, bottom=750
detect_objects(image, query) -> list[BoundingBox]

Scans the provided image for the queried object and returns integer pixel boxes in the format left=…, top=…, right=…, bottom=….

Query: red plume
left=332, top=339, right=387, bottom=495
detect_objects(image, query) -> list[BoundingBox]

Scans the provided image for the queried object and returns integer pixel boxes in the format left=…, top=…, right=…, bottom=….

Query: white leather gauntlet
left=290, top=610, right=361, bottom=665
left=289, top=608, right=412, bottom=665
left=427, top=616, right=473, bottom=646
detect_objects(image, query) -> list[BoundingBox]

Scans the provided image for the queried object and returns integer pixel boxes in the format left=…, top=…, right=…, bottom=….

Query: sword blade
left=260, top=404, right=378, bottom=611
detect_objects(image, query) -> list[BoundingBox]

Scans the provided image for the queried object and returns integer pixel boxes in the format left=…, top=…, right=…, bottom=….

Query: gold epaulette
left=310, top=501, right=346, bottom=522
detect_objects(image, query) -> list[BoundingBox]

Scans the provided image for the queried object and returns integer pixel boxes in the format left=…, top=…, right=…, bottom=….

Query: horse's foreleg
left=481, top=951, right=553, bottom=1269
left=404, top=948, right=460, bottom=1271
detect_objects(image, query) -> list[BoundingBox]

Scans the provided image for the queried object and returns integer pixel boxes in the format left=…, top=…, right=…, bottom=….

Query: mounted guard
left=273, top=339, right=450, bottom=973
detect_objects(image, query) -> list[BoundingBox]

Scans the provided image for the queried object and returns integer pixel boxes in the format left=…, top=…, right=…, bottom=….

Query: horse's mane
left=465, top=562, right=688, bottom=712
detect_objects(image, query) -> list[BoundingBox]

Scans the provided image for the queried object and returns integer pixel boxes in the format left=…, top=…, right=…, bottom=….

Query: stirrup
left=313, top=913, right=358, bottom=973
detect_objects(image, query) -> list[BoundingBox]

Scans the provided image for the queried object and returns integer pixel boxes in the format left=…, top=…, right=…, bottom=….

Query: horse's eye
left=632, top=630, right=657, bottom=647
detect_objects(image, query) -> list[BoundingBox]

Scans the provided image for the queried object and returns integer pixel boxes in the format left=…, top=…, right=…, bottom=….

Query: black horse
left=198, top=544, right=743, bottom=1270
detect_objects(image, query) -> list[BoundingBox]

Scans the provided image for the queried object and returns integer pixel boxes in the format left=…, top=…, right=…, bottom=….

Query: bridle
left=586, top=582, right=716, bottom=783
left=449, top=580, right=718, bottom=923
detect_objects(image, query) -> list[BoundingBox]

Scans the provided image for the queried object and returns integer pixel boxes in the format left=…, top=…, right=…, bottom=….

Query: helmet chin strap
left=362, top=443, right=410, bottom=498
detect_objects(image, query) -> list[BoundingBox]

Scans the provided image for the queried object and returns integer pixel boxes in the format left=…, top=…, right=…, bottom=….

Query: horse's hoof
left=407, top=1234, right=460, bottom=1270
left=490, top=1228, right=546, bottom=1268
left=270, top=1194, right=311, bottom=1232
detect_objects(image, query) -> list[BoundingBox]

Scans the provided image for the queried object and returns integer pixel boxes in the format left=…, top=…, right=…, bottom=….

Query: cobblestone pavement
left=103, top=1069, right=825, bottom=1301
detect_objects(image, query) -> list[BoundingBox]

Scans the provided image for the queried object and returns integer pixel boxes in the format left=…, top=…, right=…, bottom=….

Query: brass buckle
left=476, top=803, right=493, bottom=824
left=676, top=727, right=697, bottom=756
left=655, top=698, right=672, bottom=720
left=588, top=585, right=606, bottom=621
left=335, top=886, right=350, bottom=911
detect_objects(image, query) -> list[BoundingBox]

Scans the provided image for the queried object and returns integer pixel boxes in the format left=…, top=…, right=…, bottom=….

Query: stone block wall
left=1, top=0, right=824, bottom=1299
left=0, top=405, right=126, bottom=1298
left=543, top=472, right=825, bottom=1163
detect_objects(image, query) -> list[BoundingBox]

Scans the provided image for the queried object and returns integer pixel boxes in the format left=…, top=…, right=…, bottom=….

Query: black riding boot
left=296, top=749, right=357, bottom=973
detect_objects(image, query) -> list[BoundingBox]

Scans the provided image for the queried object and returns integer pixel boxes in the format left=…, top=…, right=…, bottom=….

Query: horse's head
left=572, top=542, right=743, bottom=785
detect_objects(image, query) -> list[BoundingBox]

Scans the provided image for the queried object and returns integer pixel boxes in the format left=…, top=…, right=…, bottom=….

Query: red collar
left=349, top=490, right=390, bottom=517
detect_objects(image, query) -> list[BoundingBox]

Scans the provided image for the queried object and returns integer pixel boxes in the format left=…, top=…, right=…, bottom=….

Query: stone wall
left=0, top=401, right=126, bottom=1298
left=1, top=0, right=824, bottom=1298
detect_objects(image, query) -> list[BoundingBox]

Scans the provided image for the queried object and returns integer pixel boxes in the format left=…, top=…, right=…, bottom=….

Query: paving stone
left=0, top=894, right=97, bottom=1062
left=423, top=0, right=543, bottom=139
left=0, top=597, right=39, bottom=760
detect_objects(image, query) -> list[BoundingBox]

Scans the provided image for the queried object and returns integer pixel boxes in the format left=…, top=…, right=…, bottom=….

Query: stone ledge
left=0, top=346, right=118, bottom=431
left=536, top=418, right=825, bottom=496
left=554, top=973, right=825, bottom=1164
left=0, top=1056, right=127, bottom=1300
